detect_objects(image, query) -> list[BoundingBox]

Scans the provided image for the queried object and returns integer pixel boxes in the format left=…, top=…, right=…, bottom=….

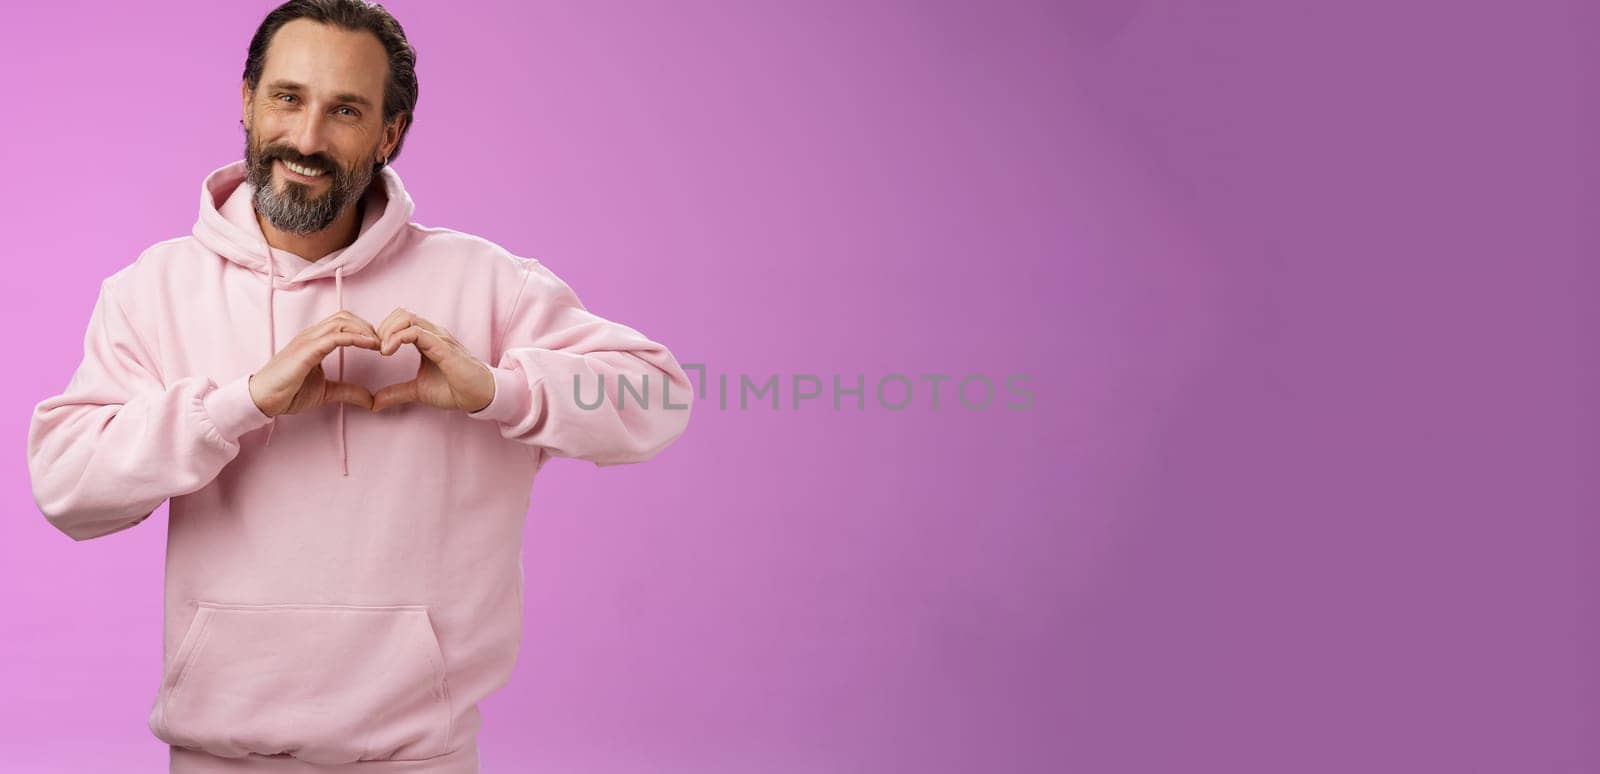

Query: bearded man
left=26, top=2, right=693, bottom=772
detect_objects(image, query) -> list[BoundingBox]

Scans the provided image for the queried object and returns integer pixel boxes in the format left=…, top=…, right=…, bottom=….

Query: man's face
left=241, top=18, right=400, bottom=235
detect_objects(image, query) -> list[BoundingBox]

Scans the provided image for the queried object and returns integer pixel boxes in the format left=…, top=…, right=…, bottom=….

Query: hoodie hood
left=194, top=159, right=414, bottom=287
left=192, top=159, right=416, bottom=475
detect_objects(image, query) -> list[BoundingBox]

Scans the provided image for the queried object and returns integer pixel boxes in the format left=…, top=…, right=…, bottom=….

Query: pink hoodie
left=26, top=160, right=693, bottom=772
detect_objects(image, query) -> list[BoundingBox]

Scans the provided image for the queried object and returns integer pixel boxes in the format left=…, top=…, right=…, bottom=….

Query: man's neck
left=256, top=197, right=365, bottom=263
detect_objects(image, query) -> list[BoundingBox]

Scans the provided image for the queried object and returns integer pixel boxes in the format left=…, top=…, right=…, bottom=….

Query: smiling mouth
left=278, top=158, right=328, bottom=180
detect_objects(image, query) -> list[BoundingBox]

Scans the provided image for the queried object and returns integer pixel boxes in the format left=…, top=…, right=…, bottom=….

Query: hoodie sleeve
left=27, top=277, right=275, bottom=541
left=464, top=258, right=692, bottom=467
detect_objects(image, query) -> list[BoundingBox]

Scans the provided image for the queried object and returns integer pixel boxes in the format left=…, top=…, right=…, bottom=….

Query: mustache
left=261, top=148, right=336, bottom=175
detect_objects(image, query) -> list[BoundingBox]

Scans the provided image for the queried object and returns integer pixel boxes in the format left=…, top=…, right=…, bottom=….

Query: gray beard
left=247, top=158, right=373, bottom=235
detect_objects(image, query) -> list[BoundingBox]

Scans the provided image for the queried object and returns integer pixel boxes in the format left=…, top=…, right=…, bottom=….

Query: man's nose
left=287, top=110, right=331, bottom=162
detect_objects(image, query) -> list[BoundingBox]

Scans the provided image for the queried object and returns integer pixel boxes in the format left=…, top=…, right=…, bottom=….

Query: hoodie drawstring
left=259, top=246, right=350, bottom=477
left=263, top=247, right=279, bottom=447
left=335, top=265, right=348, bottom=476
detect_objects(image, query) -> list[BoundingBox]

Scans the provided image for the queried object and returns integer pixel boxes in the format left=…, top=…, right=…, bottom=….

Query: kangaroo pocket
left=149, top=601, right=454, bottom=765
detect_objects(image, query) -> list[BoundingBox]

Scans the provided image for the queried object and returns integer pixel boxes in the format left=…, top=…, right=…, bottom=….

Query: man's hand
left=248, top=311, right=381, bottom=417
left=370, top=307, right=495, bottom=413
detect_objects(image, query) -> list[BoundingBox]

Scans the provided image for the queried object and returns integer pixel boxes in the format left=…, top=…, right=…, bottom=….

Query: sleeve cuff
left=465, top=364, right=534, bottom=425
left=202, top=373, right=274, bottom=442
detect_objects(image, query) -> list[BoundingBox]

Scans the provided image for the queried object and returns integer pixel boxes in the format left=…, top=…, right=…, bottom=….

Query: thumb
left=323, top=379, right=375, bottom=411
left=372, top=379, right=420, bottom=413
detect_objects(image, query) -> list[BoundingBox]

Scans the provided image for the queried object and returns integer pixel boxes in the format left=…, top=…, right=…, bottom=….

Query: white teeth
left=282, top=160, right=325, bottom=177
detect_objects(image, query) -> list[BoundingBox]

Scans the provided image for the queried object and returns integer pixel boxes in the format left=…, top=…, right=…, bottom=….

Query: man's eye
left=336, top=107, right=358, bottom=117
left=277, top=94, right=297, bottom=104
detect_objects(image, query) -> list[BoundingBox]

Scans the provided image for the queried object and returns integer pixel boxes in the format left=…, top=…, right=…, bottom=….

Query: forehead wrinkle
left=259, top=20, right=388, bottom=109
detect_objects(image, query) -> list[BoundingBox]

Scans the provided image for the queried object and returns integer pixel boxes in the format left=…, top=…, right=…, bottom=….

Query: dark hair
left=242, top=0, right=419, bottom=168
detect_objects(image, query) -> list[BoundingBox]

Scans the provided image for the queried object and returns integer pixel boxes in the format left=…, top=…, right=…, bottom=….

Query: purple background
left=0, top=1, right=1585, bottom=772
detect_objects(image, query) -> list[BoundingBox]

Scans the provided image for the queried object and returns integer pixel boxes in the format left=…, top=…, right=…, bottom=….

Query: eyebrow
left=265, top=79, right=375, bottom=109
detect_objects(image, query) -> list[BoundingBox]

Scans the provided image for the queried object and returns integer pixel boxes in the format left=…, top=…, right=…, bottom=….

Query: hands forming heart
left=247, top=309, right=495, bottom=418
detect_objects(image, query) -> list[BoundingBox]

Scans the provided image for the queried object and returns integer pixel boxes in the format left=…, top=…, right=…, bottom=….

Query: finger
left=380, top=324, right=415, bottom=356
left=323, top=379, right=375, bottom=410
left=376, top=307, right=414, bottom=342
left=328, top=330, right=382, bottom=351
left=332, top=310, right=381, bottom=339
left=316, top=309, right=376, bottom=332
left=381, top=325, right=447, bottom=358
left=346, top=322, right=380, bottom=342
left=371, top=379, right=420, bottom=412
left=305, top=330, right=381, bottom=362
left=377, top=308, right=451, bottom=342
left=405, top=314, right=447, bottom=337
left=336, top=312, right=381, bottom=339
left=302, top=314, right=379, bottom=343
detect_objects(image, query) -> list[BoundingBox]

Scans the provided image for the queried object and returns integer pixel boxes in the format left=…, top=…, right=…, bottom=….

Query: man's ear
left=380, top=114, right=406, bottom=162
left=239, top=81, right=252, bottom=129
